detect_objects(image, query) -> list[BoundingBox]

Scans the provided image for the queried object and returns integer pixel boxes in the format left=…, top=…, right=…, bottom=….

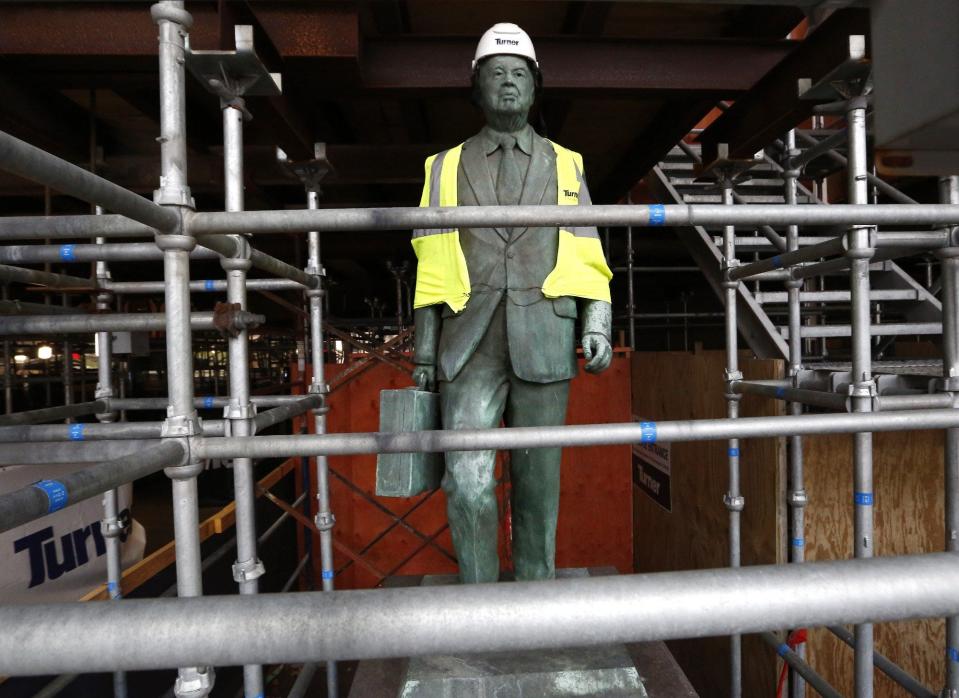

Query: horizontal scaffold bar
left=187, top=204, right=959, bottom=236
left=0, top=129, right=178, bottom=233
left=782, top=323, right=942, bottom=339
left=6, top=204, right=959, bottom=242
left=0, top=419, right=226, bottom=444
left=194, top=407, right=959, bottom=461
left=105, top=278, right=306, bottom=294
left=0, top=243, right=218, bottom=264
left=0, top=440, right=184, bottom=533
left=0, top=310, right=264, bottom=336
left=0, top=552, right=954, bottom=675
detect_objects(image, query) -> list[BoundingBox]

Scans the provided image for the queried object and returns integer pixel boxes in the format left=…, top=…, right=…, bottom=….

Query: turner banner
left=632, top=415, right=672, bottom=512
left=0, top=463, right=145, bottom=603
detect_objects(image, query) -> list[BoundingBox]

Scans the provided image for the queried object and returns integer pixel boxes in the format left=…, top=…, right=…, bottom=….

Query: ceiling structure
left=0, top=1, right=878, bottom=330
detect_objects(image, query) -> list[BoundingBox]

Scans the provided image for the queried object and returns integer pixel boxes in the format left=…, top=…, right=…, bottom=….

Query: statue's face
left=477, top=54, right=535, bottom=122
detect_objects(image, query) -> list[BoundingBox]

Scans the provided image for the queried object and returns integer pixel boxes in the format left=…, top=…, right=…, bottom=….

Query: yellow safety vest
left=411, top=140, right=613, bottom=312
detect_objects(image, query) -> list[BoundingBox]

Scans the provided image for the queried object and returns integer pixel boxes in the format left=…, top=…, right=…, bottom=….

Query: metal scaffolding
left=0, top=3, right=958, bottom=698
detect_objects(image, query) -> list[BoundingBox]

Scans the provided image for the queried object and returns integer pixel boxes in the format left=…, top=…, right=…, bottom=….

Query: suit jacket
left=435, top=129, right=584, bottom=385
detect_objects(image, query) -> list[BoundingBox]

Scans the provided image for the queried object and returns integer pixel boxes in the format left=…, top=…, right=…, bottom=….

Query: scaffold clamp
left=315, top=511, right=336, bottom=531
left=724, top=494, right=745, bottom=512
left=232, top=558, right=265, bottom=583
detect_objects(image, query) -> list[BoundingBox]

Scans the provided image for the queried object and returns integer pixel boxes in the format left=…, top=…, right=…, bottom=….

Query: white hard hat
left=472, top=23, right=538, bottom=71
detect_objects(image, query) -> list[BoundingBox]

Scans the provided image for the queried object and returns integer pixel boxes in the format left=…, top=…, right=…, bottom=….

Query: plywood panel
left=311, top=351, right=633, bottom=589
left=804, top=430, right=946, bottom=696
left=632, top=349, right=786, bottom=698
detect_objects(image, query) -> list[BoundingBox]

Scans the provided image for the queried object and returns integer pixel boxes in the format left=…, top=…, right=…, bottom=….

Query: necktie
left=495, top=135, right=522, bottom=207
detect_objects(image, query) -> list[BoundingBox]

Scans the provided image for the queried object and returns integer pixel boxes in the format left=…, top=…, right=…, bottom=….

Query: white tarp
left=0, top=463, right=146, bottom=603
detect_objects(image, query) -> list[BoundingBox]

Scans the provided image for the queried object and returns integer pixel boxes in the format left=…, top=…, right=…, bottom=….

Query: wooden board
left=309, top=351, right=634, bottom=589
left=803, top=430, right=946, bottom=696
left=631, top=349, right=786, bottom=698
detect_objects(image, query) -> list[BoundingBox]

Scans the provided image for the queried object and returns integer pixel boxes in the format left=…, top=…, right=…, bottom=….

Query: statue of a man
left=411, top=23, right=613, bottom=584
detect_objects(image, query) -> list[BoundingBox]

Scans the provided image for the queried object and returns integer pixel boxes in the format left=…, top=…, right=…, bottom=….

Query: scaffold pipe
left=760, top=632, right=842, bottom=698
left=0, top=553, right=955, bottom=676
left=104, top=278, right=305, bottom=294
left=0, top=440, right=185, bottom=533
left=0, top=419, right=226, bottom=443
left=185, top=204, right=959, bottom=237
left=253, top=395, right=324, bottom=433
left=0, top=311, right=264, bottom=335
left=0, top=400, right=109, bottom=426
left=195, top=408, right=959, bottom=461
left=0, top=243, right=218, bottom=264
left=0, top=130, right=178, bottom=233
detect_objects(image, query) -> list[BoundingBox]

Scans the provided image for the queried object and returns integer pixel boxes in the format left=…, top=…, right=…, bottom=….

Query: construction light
left=13, top=354, right=27, bottom=364
left=37, top=345, right=53, bottom=360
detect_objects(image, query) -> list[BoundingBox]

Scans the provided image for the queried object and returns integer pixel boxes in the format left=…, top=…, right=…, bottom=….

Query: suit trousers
left=439, top=300, right=570, bottom=583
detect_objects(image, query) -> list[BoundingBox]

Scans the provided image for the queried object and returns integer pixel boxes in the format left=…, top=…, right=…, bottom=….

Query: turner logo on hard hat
left=472, top=22, right=539, bottom=69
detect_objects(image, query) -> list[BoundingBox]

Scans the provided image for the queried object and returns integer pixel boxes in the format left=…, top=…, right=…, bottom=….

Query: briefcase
left=375, top=388, right=444, bottom=497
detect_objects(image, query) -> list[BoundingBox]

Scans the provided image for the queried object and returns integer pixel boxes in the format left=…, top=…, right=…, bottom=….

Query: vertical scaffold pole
left=939, top=174, right=959, bottom=698
left=722, top=177, right=744, bottom=698
left=151, top=3, right=214, bottom=696
left=221, top=95, right=265, bottom=698
left=306, top=186, right=339, bottom=696
left=784, top=129, right=807, bottom=698
left=627, top=192, right=636, bottom=349
left=62, top=300, right=73, bottom=419
left=94, top=206, right=127, bottom=698
left=847, top=95, right=876, bottom=698
left=2, top=285, right=10, bottom=414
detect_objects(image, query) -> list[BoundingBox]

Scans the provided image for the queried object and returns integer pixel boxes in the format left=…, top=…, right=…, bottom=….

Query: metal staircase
left=649, top=140, right=942, bottom=365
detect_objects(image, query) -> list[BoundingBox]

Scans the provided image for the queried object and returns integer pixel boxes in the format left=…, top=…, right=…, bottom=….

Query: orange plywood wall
left=298, top=351, right=633, bottom=590
left=803, top=430, right=946, bottom=696
left=631, top=349, right=786, bottom=698
left=630, top=348, right=949, bottom=698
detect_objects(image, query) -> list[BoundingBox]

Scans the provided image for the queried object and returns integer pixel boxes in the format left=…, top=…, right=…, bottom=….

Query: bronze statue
left=411, top=23, right=613, bottom=584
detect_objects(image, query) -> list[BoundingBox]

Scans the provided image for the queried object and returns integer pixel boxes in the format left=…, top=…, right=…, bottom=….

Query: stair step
left=754, top=289, right=922, bottom=304
left=710, top=236, right=836, bottom=250
left=684, top=194, right=790, bottom=204
left=778, top=322, right=942, bottom=339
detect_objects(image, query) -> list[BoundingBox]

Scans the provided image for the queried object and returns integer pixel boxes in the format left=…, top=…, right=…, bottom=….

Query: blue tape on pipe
left=203, top=396, right=215, bottom=409
left=68, top=423, right=85, bottom=441
left=204, top=279, right=215, bottom=291
left=771, top=255, right=783, bottom=269
left=949, top=647, right=959, bottom=663
left=322, top=570, right=334, bottom=580
left=648, top=204, right=666, bottom=226
left=728, top=447, right=740, bottom=457
left=107, top=581, right=123, bottom=599
left=854, top=491, right=874, bottom=506
left=791, top=537, right=805, bottom=548
left=777, top=643, right=790, bottom=657
left=33, top=479, right=68, bottom=513
left=59, top=244, right=75, bottom=261
left=639, top=421, right=657, bottom=443
left=775, top=387, right=785, bottom=398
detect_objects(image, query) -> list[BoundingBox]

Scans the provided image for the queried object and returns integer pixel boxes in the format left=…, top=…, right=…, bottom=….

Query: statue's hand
left=412, top=364, right=437, bottom=392
left=582, top=332, right=612, bottom=374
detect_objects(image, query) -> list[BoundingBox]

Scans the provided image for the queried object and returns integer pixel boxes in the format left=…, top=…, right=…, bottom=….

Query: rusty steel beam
left=361, top=37, right=795, bottom=93
left=0, top=3, right=355, bottom=59
left=597, top=97, right=716, bottom=203
left=697, top=8, right=869, bottom=164
left=0, top=144, right=442, bottom=197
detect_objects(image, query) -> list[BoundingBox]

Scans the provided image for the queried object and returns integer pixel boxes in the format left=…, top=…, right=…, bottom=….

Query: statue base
left=400, top=643, right=646, bottom=697
left=400, top=569, right=645, bottom=696
left=348, top=569, right=696, bottom=698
